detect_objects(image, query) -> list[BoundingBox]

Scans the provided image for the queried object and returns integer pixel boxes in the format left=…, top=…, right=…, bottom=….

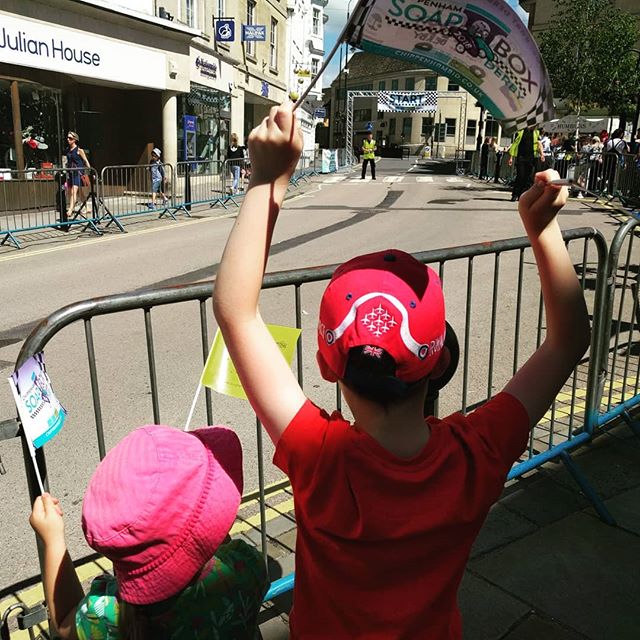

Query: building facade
left=0, top=0, right=295, bottom=172
left=328, top=53, right=505, bottom=158
left=286, top=0, right=327, bottom=155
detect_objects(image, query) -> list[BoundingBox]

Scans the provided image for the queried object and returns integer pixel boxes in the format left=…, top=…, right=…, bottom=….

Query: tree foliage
left=539, top=0, right=640, bottom=116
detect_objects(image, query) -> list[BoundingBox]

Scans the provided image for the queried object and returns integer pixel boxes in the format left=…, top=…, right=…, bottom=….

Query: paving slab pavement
left=259, top=421, right=640, bottom=640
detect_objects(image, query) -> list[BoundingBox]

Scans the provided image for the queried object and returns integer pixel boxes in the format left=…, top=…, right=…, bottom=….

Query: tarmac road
left=0, top=158, right=624, bottom=592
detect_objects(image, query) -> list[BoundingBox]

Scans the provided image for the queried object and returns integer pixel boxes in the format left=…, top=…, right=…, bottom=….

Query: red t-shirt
left=273, top=392, right=529, bottom=639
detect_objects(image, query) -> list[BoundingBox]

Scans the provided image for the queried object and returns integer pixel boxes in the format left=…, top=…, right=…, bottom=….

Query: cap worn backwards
left=317, top=249, right=446, bottom=384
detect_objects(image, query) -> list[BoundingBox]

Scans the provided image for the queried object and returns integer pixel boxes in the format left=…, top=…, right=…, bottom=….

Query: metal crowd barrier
left=176, top=159, right=227, bottom=210
left=589, top=216, right=640, bottom=433
left=0, top=167, right=101, bottom=249
left=98, top=163, right=187, bottom=229
left=3, top=226, right=627, bottom=637
left=468, top=149, right=640, bottom=210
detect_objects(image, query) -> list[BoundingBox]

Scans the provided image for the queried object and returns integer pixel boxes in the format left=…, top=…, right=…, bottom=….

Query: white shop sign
left=0, top=12, right=166, bottom=90
left=189, top=48, right=232, bottom=92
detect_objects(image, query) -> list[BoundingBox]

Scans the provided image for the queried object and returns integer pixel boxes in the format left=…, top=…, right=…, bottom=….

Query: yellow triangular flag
left=201, top=325, right=302, bottom=400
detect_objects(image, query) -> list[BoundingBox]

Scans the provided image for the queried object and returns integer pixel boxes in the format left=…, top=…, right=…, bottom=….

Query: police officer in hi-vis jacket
left=361, top=132, right=377, bottom=180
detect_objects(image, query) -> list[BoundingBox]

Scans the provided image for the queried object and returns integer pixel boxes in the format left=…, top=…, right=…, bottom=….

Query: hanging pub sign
left=242, top=25, right=267, bottom=41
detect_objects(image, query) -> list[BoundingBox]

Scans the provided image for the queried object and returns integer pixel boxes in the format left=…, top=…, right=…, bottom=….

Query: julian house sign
left=0, top=12, right=166, bottom=89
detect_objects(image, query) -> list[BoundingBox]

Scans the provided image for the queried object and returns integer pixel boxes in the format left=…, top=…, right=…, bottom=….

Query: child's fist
left=248, top=102, right=303, bottom=188
left=30, top=493, right=65, bottom=545
left=518, top=169, right=568, bottom=233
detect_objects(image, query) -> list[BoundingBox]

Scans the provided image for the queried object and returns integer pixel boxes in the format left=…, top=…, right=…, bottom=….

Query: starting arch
left=345, top=90, right=469, bottom=165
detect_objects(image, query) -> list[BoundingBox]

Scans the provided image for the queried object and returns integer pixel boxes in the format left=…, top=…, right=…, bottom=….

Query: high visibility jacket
left=362, top=139, right=376, bottom=160
left=509, top=129, right=541, bottom=158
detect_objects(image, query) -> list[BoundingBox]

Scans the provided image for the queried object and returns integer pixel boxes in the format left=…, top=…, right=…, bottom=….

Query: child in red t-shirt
left=213, top=102, right=590, bottom=639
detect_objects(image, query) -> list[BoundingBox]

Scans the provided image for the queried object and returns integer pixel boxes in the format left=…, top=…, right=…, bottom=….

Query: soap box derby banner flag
left=344, top=0, right=555, bottom=134
left=378, top=91, right=438, bottom=112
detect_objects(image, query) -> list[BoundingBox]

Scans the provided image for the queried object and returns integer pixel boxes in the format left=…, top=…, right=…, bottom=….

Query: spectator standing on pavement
left=213, top=101, right=590, bottom=639
left=539, top=130, right=552, bottom=169
left=148, top=147, right=168, bottom=209
left=64, top=131, right=90, bottom=219
left=226, top=133, right=246, bottom=195
left=508, top=125, right=543, bottom=201
left=479, top=137, right=490, bottom=179
left=582, top=135, right=604, bottom=192
left=361, top=131, right=377, bottom=180
left=29, top=426, right=268, bottom=640
left=603, top=128, right=628, bottom=195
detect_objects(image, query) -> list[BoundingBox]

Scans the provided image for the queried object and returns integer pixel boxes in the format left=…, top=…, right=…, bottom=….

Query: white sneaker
left=577, top=192, right=584, bottom=199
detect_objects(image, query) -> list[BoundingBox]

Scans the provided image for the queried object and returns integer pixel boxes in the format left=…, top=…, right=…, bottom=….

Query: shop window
left=246, top=1, right=256, bottom=57
left=270, top=18, right=278, bottom=70
left=466, top=119, right=476, bottom=139
left=405, top=77, right=415, bottom=91
left=388, top=118, right=396, bottom=135
left=378, top=81, right=385, bottom=91
left=445, top=118, right=456, bottom=137
left=425, top=76, right=437, bottom=91
left=313, top=8, right=320, bottom=35
left=0, top=80, right=63, bottom=171
left=402, top=117, right=412, bottom=140
left=391, top=79, right=399, bottom=90
left=178, top=86, right=232, bottom=167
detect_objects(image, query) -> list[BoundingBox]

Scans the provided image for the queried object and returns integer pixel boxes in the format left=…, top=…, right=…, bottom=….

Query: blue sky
left=321, top=0, right=529, bottom=88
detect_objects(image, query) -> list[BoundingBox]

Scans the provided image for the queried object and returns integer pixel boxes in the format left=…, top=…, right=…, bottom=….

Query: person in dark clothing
left=479, top=137, right=490, bottom=180
left=226, top=133, right=247, bottom=194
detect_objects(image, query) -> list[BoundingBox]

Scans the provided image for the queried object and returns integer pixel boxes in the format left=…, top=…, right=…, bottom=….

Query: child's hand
left=30, top=493, right=65, bottom=546
left=247, top=102, right=303, bottom=188
left=518, top=169, right=568, bottom=233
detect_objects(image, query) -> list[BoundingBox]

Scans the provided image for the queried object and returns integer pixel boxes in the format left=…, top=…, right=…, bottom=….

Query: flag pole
left=184, top=382, right=202, bottom=432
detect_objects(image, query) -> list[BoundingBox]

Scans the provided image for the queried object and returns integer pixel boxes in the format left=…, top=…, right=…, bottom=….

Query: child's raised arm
left=30, top=494, right=83, bottom=639
left=503, top=169, right=590, bottom=426
left=213, top=103, right=306, bottom=445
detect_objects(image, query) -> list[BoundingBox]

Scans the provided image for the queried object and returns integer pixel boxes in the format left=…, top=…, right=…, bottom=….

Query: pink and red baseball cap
left=317, top=249, right=446, bottom=384
left=82, top=424, right=242, bottom=605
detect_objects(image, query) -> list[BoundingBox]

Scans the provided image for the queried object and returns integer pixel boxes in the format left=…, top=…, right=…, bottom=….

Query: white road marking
left=416, top=176, right=434, bottom=182
left=446, top=177, right=463, bottom=183
left=383, top=176, right=404, bottom=183
left=322, top=175, right=347, bottom=183
left=349, top=177, right=372, bottom=182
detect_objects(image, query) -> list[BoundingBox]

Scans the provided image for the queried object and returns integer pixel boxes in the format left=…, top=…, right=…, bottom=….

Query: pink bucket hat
left=82, top=425, right=242, bottom=605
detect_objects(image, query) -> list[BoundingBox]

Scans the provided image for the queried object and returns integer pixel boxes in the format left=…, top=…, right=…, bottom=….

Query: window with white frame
left=270, top=18, right=278, bottom=69
left=246, top=0, right=256, bottom=57
left=311, top=58, right=319, bottom=76
left=184, top=0, right=196, bottom=27
left=313, top=8, right=320, bottom=35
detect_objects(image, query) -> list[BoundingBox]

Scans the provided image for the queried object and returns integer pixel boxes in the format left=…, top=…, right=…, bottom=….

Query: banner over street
left=345, top=0, right=555, bottom=133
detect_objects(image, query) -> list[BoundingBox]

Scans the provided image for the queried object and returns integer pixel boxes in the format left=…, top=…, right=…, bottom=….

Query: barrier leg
left=1, top=231, right=21, bottom=249
left=559, top=450, right=616, bottom=525
left=622, top=410, right=640, bottom=437
left=158, top=206, right=178, bottom=221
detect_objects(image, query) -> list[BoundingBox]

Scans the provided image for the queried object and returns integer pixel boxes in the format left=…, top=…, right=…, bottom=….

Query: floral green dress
left=75, top=540, right=268, bottom=639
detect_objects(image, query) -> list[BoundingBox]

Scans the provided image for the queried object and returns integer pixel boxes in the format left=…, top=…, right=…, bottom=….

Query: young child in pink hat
left=29, top=425, right=268, bottom=639
left=213, top=102, right=590, bottom=639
